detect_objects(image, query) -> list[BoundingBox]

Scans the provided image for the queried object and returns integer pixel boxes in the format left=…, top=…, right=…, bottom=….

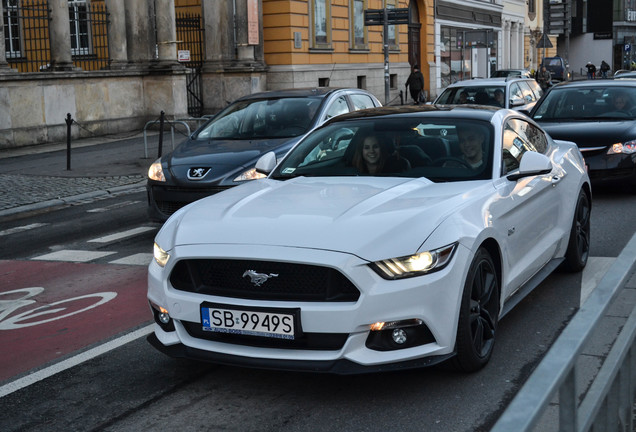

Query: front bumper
left=582, top=150, right=636, bottom=184
left=147, top=243, right=471, bottom=373
left=146, top=182, right=232, bottom=222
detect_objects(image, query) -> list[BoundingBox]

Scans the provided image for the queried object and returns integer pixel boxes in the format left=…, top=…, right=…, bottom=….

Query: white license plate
left=201, top=304, right=297, bottom=340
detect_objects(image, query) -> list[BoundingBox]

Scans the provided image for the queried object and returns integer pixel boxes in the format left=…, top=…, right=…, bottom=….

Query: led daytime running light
left=372, top=243, right=457, bottom=280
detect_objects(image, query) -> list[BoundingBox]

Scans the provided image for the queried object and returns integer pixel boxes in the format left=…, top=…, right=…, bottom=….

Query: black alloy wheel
left=452, top=247, right=500, bottom=372
left=562, top=189, right=591, bottom=272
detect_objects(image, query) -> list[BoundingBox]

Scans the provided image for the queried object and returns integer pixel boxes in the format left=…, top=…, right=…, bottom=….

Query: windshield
left=196, top=97, right=323, bottom=140
left=436, top=86, right=506, bottom=107
left=271, top=118, right=494, bottom=182
left=533, top=86, right=636, bottom=120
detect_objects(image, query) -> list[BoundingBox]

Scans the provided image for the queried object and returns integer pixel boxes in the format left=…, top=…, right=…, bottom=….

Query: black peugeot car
left=147, top=88, right=382, bottom=222
left=529, top=80, right=636, bottom=187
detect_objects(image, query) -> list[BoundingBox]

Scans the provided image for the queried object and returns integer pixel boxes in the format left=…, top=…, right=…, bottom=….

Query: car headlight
left=148, top=159, right=166, bottom=182
left=370, top=243, right=457, bottom=280
left=607, top=141, right=636, bottom=154
left=233, top=168, right=267, bottom=182
left=153, top=242, right=170, bottom=267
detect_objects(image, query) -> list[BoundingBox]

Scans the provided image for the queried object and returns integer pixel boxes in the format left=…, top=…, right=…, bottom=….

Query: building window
left=385, top=0, right=397, bottom=48
left=311, top=0, right=331, bottom=49
left=69, top=0, right=90, bottom=55
left=3, top=0, right=21, bottom=59
left=351, top=0, right=367, bottom=49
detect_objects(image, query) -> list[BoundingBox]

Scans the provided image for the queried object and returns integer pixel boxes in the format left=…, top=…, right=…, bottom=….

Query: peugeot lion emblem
left=187, top=167, right=211, bottom=180
left=243, top=270, right=278, bottom=286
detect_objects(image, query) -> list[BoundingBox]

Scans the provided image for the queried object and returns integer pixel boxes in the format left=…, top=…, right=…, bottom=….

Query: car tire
left=562, top=189, right=591, bottom=272
left=452, top=247, right=500, bottom=373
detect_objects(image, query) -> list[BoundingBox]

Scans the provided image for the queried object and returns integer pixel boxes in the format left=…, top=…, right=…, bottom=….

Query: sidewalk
left=0, top=132, right=170, bottom=218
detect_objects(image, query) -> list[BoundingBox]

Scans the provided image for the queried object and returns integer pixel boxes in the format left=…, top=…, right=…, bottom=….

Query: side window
left=324, top=96, right=350, bottom=120
left=502, top=118, right=549, bottom=175
left=350, top=93, right=376, bottom=110
left=526, top=79, right=544, bottom=99
left=518, top=81, right=536, bottom=102
left=509, top=83, right=523, bottom=101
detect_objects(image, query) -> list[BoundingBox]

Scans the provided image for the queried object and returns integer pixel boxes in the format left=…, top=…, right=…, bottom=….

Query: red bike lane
left=0, top=260, right=150, bottom=383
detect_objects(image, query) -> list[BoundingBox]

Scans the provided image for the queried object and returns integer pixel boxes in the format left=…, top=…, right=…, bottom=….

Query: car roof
left=325, top=104, right=500, bottom=123
left=443, top=77, right=532, bottom=88
left=548, top=79, right=636, bottom=90
left=235, top=87, right=359, bottom=101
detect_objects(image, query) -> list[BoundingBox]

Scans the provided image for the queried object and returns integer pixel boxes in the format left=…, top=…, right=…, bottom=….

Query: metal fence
left=175, top=11, right=204, bottom=117
left=4, top=0, right=110, bottom=73
left=492, top=233, right=636, bottom=431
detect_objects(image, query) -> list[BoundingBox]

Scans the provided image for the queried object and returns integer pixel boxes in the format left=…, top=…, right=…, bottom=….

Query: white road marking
left=32, top=250, right=116, bottom=262
left=0, top=324, right=154, bottom=398
left=109, top=253, right=153, bottom=266
left=580, top=257, right=616, bottom=306
left=87, top=226, right=156, bottom=243
left=0, top=223, right=49, bottom=237
left=86, top=200, right=141, bottom=213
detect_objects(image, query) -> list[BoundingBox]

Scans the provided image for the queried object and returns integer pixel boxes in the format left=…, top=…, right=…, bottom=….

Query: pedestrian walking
left=586, top=62, right=597, bottom=79
left=600, top=60, right=610, bottom=78
left=405, top=64, right=425, bottom=104
left=536, top=66, right=552, bottom=91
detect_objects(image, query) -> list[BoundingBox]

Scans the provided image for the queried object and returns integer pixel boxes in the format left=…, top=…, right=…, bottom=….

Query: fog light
left=392, top=328, right=407, bottom=344
left=158, top=312, right=170, bottom=324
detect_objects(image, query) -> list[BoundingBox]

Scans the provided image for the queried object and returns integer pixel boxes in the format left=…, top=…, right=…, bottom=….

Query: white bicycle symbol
left=0, top=287, right=117, bottom=330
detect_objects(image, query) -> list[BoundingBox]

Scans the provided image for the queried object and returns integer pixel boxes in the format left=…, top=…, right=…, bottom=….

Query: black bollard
left=157, top=111, right=165, bottom=158
left=399, top=90, right=404, bottom=105
left=65, top=113, right=73, bottom=171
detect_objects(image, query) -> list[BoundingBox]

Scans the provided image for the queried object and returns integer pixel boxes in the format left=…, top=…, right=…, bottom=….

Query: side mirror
left=506, top=151, right=552, bottom=181
left=509, top=97, right=525, bottom=107
left=255, top=151, right=277, bottom=175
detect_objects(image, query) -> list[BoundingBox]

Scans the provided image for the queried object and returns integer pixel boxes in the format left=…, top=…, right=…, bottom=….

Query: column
left=510, top=22, right=519, bottom=69
left=49, top=0, right=75, bottom=71
left=501, top=21, right=509, bottom=69
left=124, top=0, right=154, bottom=68
left=518, top=24, right=525, bottom=69
left=202, top=0, right=233, bottom=68
left=105, top=0, right=128, bottom=69
left=154, top=0, right=181, bottom=69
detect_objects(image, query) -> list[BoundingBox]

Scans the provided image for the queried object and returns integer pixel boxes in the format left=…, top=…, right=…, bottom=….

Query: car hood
left=537, top=120, right=636, bottom=148
left=164, top=136, right=301, bottom=179
left=159, top=177, right=487, bottom=262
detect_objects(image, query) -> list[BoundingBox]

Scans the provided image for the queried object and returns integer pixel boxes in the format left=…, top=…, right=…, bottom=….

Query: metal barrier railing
left=142, top=115, right=212, bottom=158
left=492, top=233, right=636, bottom=431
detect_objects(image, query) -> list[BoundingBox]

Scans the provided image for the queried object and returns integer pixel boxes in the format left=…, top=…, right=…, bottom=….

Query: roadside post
left=65, top=113, right=73, bottom=171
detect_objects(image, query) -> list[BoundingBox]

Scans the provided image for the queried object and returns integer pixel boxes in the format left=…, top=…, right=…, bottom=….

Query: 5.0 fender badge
left=242, top=270, right=278, bottom=286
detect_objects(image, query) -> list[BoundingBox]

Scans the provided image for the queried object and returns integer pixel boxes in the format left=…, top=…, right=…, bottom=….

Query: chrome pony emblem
left=242, top=270, right=278, bottom=286
left=188, top=167, right=210, bottom=180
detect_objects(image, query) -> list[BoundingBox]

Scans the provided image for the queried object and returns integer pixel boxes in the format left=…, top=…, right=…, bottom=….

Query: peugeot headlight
left=607, top=141, right=636, bottom=154
left=234, top=167, right=267, bottom=182
left=370, top=243, right=457, bottom=280
left=148, top=159, right=166, bottom=182
left=153, top=242, right=170, bottom=267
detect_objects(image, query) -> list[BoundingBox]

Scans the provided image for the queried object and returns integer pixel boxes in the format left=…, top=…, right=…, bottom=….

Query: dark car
left=529, top=80, right=636, bottom=186
left=492, top=69, right=533, bottom=79
left=541, top=57, right=569, bottom=81
left=147, top=87, right=382, bottom=222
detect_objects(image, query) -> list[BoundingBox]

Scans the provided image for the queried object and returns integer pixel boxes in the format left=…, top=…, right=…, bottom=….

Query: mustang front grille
left=169, top=259, right=360, bottom=302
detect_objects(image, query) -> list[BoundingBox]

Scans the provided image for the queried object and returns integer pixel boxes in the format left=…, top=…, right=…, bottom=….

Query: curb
left=0, top=181, right=146, bottom=219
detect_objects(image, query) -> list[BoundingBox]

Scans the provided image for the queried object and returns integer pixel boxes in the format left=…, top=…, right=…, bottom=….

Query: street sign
left=537, top=34, right=553, bottom=48
left=364, top=8, right=409, bottom=26
left=626, top=44, right=632, bottom=52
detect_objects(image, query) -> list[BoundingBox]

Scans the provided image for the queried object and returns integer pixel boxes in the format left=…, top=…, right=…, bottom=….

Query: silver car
left=434, top=77, right=543, bottom=112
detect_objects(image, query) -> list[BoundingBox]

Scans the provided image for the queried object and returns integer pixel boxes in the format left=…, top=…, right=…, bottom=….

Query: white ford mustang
left=147, top=105, right=591, bottom=373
